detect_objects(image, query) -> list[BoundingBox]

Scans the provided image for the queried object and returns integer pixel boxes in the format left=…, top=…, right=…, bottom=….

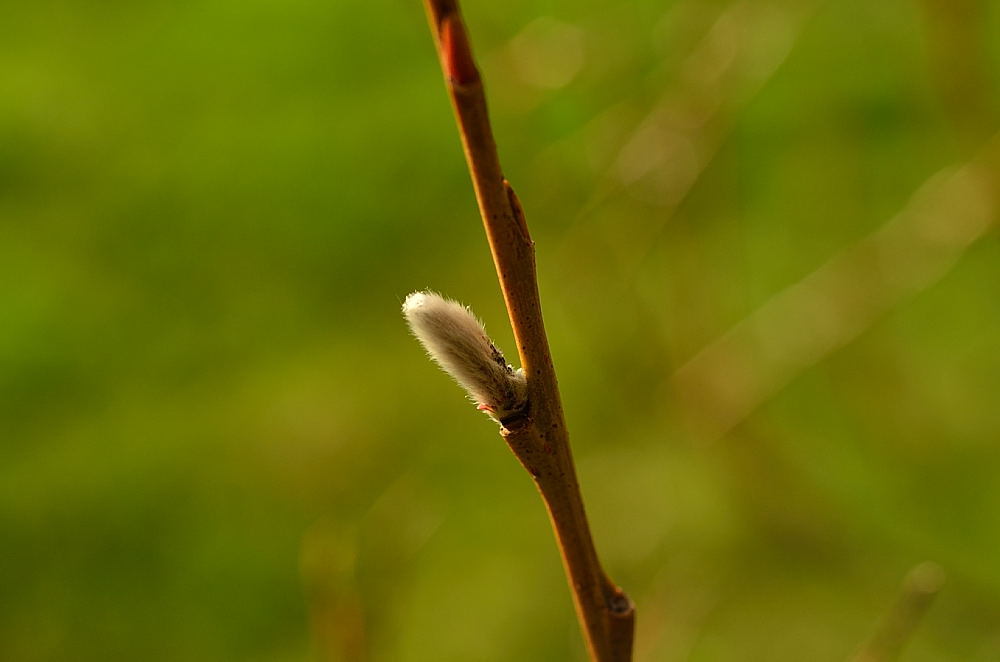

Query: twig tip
left=440, top=13, right=479, bottom=85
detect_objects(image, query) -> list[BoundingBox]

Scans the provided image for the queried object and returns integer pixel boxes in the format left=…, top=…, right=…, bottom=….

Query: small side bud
left=402, top=291, right=526, bottom=423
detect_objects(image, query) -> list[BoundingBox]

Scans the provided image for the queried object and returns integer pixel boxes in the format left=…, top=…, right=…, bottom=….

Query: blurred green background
left=2, top=0, right=999, bottom=660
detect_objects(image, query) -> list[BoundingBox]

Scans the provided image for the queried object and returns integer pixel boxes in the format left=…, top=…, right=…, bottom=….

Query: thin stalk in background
left=849, top=563, right=945, bottom=662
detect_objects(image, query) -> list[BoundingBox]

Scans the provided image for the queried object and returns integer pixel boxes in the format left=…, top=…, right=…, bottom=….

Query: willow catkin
left=402, top=291, right=527, bottom=422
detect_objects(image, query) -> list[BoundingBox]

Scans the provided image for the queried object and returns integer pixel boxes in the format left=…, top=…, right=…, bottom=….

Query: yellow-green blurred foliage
left=2, top=1, right=999, bottom=660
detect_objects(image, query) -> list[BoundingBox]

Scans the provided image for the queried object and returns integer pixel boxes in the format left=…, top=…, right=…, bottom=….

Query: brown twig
left=420, top=1, right=635, bottom=659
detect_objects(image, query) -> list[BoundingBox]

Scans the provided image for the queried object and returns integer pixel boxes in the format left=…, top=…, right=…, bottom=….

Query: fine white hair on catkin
left=402, top=291, right=527, bottom=421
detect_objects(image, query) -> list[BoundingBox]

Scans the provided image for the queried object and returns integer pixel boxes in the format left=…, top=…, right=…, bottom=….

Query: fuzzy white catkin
left=402, top=291, right=527, bottom=421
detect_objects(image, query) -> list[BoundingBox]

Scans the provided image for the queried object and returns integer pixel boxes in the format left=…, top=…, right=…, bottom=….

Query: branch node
left=503, top=179, right=533, bottom=244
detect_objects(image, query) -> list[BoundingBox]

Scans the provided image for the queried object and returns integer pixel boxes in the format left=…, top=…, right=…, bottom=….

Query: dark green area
left=1, top=0, right=998, bottom=660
